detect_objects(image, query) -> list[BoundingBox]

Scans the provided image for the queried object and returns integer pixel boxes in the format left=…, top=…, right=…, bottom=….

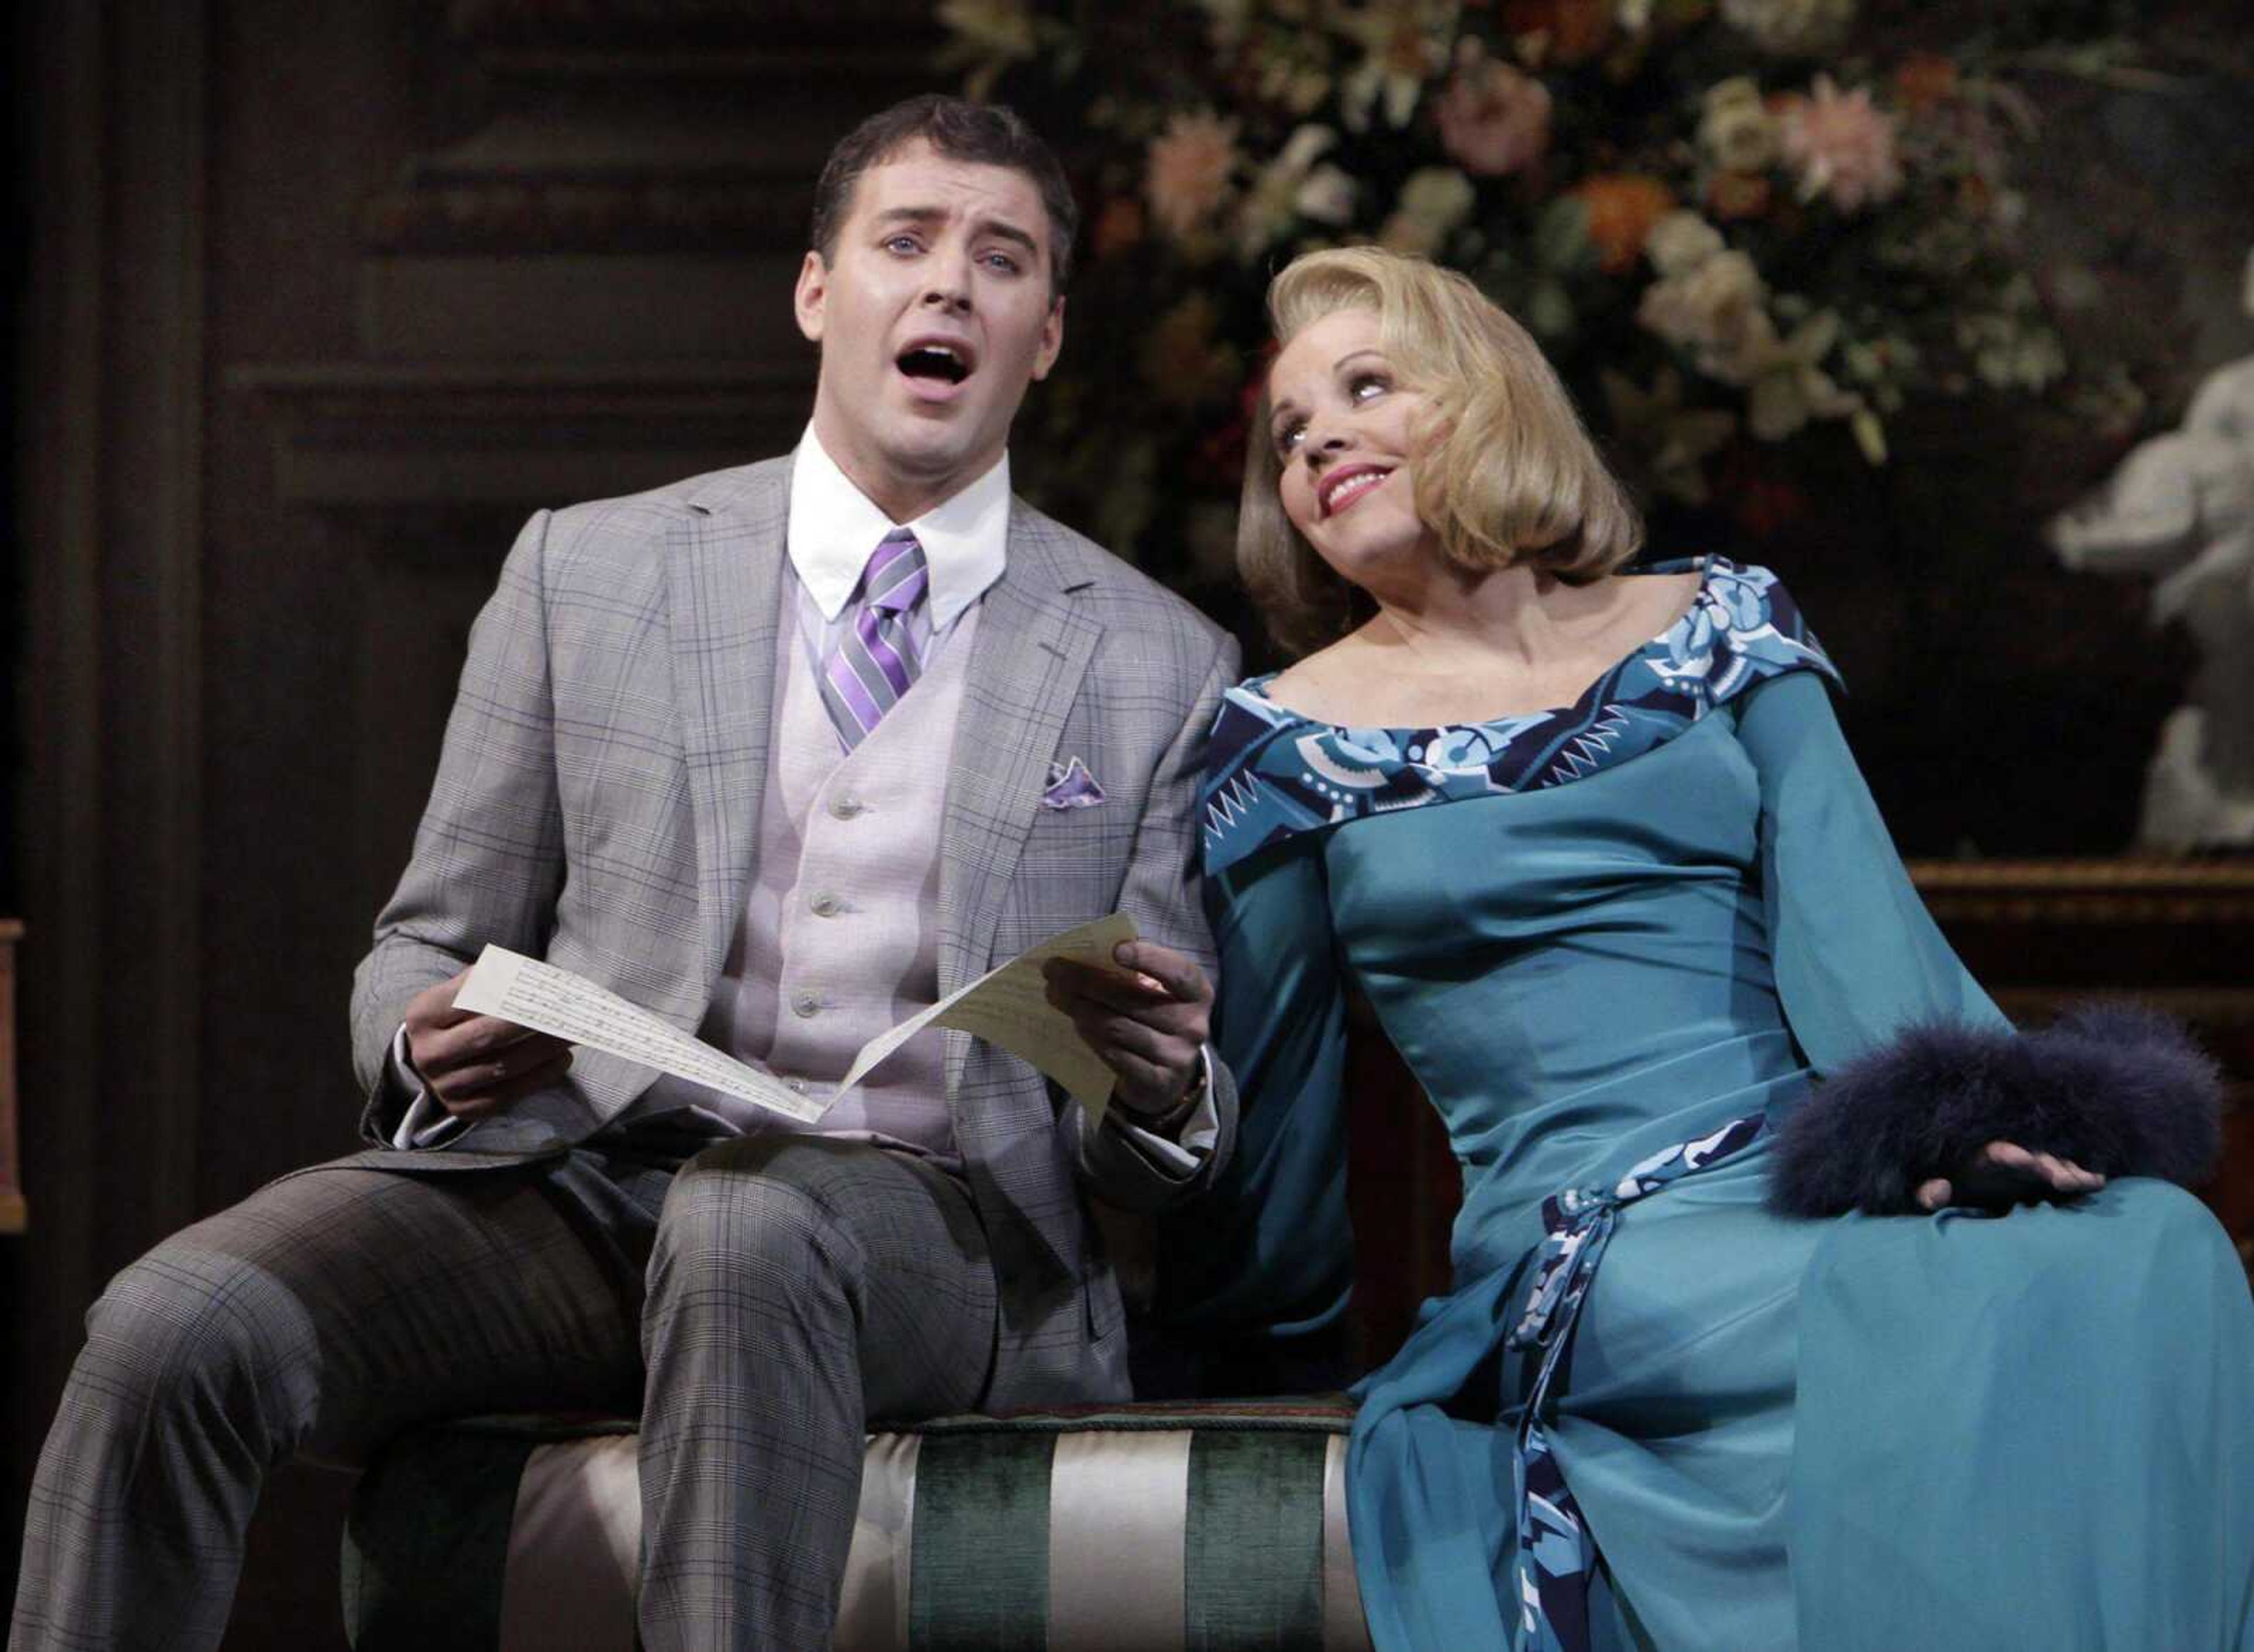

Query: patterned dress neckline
left=1200, top=555, right=1840, bottom=877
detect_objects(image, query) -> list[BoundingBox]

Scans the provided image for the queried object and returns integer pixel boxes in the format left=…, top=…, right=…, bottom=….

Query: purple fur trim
left=1769, top=1002, right=2223, bottom=1217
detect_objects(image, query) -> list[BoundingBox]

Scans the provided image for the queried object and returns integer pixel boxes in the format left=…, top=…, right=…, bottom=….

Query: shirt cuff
left=1105, top=1045, right=1218, bottom=1177
left=386, top=1025, right=469, bottom=1150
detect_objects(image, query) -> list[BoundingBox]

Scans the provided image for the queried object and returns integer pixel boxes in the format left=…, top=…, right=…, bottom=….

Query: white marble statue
left=2049, top=255, right=2254, bottom=851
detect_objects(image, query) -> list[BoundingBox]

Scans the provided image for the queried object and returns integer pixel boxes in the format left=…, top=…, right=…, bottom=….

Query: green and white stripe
left=344, top=1406, right=1367, bottom=1652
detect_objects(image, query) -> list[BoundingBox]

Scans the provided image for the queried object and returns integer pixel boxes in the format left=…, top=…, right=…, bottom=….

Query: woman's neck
left=1357, top=562, right=1617, bottom=675
left=1268, top=558, right=1700, bottom=727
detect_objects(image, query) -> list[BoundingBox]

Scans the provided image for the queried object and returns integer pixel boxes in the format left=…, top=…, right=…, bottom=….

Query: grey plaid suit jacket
left=347, top=455, right=1241, bottom=1408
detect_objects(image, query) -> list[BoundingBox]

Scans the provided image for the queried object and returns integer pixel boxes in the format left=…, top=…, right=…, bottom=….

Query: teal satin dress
left=1172, top=559, right=2254, bottom=1652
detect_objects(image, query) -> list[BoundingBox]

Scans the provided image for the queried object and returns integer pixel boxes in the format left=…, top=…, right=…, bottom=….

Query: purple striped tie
left=821, top=528, right=929, bottom=751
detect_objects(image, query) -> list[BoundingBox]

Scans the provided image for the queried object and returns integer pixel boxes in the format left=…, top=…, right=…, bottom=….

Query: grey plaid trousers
left=9, top=1134, right=997, bottom=1652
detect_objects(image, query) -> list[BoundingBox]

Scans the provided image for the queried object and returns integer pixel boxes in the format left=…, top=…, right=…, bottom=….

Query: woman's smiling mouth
left=1320, top=465, right=1393, bottom=518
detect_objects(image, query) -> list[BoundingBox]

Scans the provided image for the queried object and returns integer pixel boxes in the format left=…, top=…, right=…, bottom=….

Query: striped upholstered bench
left=342, top=1397, right=1369, bottom=1651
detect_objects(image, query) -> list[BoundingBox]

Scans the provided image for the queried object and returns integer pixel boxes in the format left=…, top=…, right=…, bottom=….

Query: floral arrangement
left=939, top=0, right=2154, bottom=606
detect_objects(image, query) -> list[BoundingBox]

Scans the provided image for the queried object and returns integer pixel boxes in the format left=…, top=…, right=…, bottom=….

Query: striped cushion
left=342, top=1399, right=1369, bottom=1652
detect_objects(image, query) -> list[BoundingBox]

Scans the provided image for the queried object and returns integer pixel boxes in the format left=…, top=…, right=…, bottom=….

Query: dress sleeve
left=1738, top=670, right=2223, bottom=1215
left=1735, top=667, right=2009, bottom=1075
left=1157, top=837, right=1355, bottom=1342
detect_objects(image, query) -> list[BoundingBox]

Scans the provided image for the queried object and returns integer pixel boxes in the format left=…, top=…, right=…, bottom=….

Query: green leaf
left=1851, top=407, right=1889, bottom=465
left=1534, top=198, right=1594, bottom=275
left=1527, top=278, right=1577, bottom=340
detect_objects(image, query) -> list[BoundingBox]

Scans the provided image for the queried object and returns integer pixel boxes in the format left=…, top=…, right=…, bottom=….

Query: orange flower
left=1144, top=111, right=1241, bottom=244
left=1501, top=0, right=1613, bottom=65
left=1092, top=196, right=1145, bottom=260
left=1705, top=169, right=1773, bottom=221
left=1573, top=173, right=1675, bottom=273
left=1894, top=52, right=1957, bottom=115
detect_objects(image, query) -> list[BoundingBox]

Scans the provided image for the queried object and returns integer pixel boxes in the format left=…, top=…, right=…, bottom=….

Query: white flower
left=1699, top=77, right=1781, bottom=174
left=1299, top=165, right=1359, bottom=225
left=1645, top=210, right=1726, bottom=278
left=1379, top=167, right=1476, bottom=256
left=1736, top=309, right=1863, bottom=439
left=1237, top=126, right=1357, bottom=258
left=936, top=0, right=1038, bottom=100
left=1719, top=0, right=1856, bottom=56
left=1638, top=249, right=1770, bottom=383
left=1338, top=0, right=1456, bottom=132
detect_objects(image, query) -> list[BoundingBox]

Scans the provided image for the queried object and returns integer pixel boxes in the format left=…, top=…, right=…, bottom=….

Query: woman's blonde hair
left=1239, top=246, right=1643, bottom=654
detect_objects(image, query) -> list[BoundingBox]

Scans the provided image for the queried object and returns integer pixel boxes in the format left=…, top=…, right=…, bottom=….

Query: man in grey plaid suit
left=13, top=96, right=1240, bottom=1651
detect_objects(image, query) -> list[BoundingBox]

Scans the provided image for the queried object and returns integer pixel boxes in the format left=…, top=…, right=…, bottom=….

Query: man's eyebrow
left=870, top=205, right=941, bottom=232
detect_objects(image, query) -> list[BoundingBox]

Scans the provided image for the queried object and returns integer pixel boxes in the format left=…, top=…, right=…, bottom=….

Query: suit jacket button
left=809, top=892, right=842, bottom=917
left=791, top=992, right=821, bottom=1019
left=828, top=796, right=863, bottom=819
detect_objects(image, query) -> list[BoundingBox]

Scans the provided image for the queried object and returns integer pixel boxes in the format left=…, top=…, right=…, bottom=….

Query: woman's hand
left=1915, top=1140, right=2107, bottom=1213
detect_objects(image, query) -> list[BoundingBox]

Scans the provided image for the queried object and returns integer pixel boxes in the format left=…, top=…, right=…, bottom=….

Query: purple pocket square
left=1041, top=758, right=1106, bottom=809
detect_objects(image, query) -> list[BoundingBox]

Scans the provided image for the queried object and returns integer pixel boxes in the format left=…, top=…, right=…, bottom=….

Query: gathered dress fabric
left=1169, top=558, right=2254, bottom=1652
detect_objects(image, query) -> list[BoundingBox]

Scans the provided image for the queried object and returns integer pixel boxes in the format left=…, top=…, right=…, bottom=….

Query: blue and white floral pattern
left=1506, top=1113, right=1770, bottom=1652
left=1200, top=557, right=1840, bottom=876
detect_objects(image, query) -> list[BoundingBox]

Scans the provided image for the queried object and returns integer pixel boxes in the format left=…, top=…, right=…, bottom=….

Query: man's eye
left=981, top=251, right=1023, bottom=274
left=884, top=235, right=922, bottom=255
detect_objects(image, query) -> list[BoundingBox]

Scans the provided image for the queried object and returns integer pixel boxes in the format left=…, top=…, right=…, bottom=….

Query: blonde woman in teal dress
left=1166, top=245, right=2254, bottom=1652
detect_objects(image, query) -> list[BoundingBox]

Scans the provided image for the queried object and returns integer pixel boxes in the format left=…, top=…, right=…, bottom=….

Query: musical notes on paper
left=456, top=912, right=1143, bottom=1127
left=454, top=948, right=828, bottom=1123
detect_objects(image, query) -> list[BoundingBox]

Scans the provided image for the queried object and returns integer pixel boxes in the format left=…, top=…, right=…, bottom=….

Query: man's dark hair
left=810, top=94, right=1079, bottom=295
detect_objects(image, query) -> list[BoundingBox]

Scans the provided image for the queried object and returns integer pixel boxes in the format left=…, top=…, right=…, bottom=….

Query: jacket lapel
left=667, top=458, right=791, bottom=984
left=938, top=504, right=1102, bottom=1092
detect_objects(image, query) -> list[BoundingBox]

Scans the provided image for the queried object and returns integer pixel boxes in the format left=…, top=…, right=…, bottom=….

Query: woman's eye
left=1274, top=422, right=1305, bottom=455
left=1349, top=375, right=1387, bottom=403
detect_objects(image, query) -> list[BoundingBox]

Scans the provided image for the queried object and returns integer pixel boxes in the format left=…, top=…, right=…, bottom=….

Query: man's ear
left=1031, top=295, right=1066, bottom=383
left=794, top=250, right=829, bottom=344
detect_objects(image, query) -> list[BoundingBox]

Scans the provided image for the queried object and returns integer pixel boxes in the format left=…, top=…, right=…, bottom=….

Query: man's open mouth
left=897, top=344, right=973, bottom=385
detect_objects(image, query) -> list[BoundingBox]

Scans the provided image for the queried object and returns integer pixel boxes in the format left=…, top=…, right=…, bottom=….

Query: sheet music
left=454, top=948, right=828, bottom=1123
left=839, top=911, right=1139, bottom=1126
left=455, top=912, right=1143, bottom=1128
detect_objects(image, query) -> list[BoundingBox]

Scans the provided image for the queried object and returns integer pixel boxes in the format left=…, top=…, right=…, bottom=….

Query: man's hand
left=1042, top=941, right=1213, bottom=1124
left=403, top=967, right=574, bottom=1121
left=1915, top=1139, right=2106, bottom=1212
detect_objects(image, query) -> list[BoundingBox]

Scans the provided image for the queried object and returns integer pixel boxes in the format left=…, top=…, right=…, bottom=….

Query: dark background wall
left=4, top=2, right=2249, bottom=1646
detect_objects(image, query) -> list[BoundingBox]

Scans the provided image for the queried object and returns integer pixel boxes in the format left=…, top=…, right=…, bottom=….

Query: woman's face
left=1266, top=306, right=1438, bottom=589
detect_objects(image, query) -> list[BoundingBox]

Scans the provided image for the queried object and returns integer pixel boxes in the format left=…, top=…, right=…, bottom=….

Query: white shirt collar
left=785, top=425, right=1011, bottom=633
